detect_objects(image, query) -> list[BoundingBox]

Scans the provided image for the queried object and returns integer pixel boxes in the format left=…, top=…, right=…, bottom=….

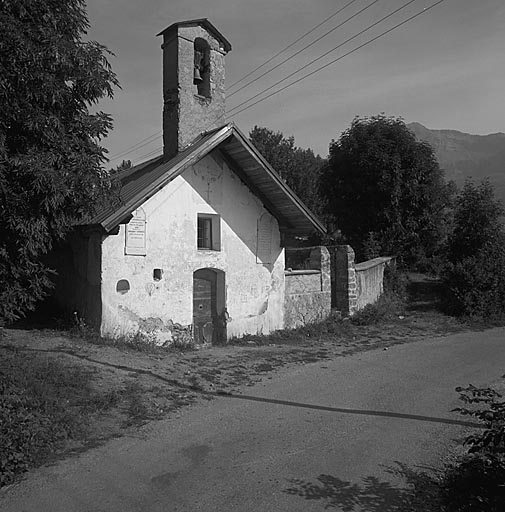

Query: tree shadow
left=284, top=461, right=443, bottom=511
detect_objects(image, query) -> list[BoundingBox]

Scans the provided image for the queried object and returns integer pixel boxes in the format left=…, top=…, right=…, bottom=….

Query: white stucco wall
left=100, top=151, right=285, bottom=342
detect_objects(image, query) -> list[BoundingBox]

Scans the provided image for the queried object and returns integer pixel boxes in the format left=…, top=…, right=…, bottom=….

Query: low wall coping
left=285, top=269, right=321, bottom=276
left=285, top=246, right=321, bottom=252
left=355, top=256, right=394, bottom=272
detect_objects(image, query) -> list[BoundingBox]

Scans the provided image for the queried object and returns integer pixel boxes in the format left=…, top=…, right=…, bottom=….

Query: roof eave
left=229, top=125, right=327, bottom=235
left=100, top=126, right=234, bottom=233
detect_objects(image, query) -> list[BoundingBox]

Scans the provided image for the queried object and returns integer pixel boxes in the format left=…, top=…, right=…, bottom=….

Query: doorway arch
left=193, top=268, right=226, bottom=344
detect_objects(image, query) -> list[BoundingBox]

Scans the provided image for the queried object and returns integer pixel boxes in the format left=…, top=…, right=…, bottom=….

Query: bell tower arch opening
left=194, top=38, right=211, bottom=98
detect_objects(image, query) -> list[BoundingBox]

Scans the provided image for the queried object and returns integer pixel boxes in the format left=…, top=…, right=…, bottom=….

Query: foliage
left=442, top=384, right=505, bottom=511
left=0, top=0, right=119, bottom=323
left=442, top=180, right=505, bottom=319
left=442, top=242, right=505, bottom=319
left=447, top=179, right=505, bottom=263
left=453, top=384, right=505, bottom=454
left=111, top=159, right=132, bottom=173
left=321, top=115, right=452, bottom=265
left=249, top=126, right=326, bottom=218
left=443, top=453, right=505, bottom=512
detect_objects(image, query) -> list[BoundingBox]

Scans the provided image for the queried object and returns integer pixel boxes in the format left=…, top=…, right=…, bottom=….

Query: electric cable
left=227, top=0, right=362, bottom=91
left=228, top=0, right=382, bottom=98
left=228, top=0, right=447, bottom=119
left=108, top=131, right=161, bottom=161
left=227, top=0, right=420, bottom=116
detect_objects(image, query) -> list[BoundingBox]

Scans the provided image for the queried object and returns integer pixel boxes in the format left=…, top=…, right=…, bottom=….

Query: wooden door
left=193, top=271, right=217, bottom=344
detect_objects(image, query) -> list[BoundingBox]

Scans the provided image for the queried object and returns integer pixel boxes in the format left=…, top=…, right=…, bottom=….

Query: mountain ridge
left=407, top=122, right=505, bottom=204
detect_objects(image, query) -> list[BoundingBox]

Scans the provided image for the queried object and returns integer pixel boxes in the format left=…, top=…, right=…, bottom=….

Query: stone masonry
left=284, top=246, right=331, bottom=329
left=330, top=245, right=358, bottom=315
left=159, top=22, right=230, bottom=159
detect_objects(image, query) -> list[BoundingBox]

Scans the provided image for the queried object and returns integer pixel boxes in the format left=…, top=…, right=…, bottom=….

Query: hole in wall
left=116, top=279, right=130, bottom=294
left=153, top=269, right=163, bottom=281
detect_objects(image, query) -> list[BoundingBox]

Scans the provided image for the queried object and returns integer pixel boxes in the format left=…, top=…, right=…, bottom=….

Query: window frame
left=197, top=213, right=221, bottom=251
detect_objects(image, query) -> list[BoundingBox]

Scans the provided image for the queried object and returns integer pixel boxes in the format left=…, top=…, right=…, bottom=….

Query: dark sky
left=86, top=0, right=505, bottom=165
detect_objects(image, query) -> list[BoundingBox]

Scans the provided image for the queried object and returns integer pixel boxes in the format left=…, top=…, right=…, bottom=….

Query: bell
left=194, top=67, right=203, bottom=83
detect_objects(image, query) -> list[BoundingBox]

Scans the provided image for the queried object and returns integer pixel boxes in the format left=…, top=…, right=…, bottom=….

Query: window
left=197, top=214, right=220, bottom=251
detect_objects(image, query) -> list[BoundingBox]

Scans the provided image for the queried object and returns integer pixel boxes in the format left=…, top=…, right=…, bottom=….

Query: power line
left=107, top=4, right=362, bottom=163
left=227, top=0, right=447, bottom=120
left=131, top=146, right=164, bottom=165
left=108, top=130, right=161, bottom=162
left=227, top=0, right=362, bottom=91
left=227, top=0, right=419, bottom=117
left=106, top=0, right=375, bottom=164
left=228, top=0, right=382, bottom=99
left=108, top=0, right=446, bottom=166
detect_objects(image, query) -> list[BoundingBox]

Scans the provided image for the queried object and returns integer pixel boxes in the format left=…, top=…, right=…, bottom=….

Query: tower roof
left=156, top=18, right=232, bottom=52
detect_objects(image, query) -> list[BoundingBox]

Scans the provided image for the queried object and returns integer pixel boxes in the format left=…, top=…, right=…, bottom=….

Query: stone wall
left=329, top=245, right=394, bottom=315
left=284, top=246, right=331, bottom=329
left=355, top=257, right=394, bottom=311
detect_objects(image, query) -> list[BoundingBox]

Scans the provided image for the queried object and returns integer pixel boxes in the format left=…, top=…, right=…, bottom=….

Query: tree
left=442, top=179, right=505, bottom=318
left=249, top=126, right=325, bottom=217
left=447, top=179, right=504, bottom=263
left=321, top=115, right=451, bottom=264
left=111, top=159, right=132, bottom=173
left=0, top=0, right=119, bottom=322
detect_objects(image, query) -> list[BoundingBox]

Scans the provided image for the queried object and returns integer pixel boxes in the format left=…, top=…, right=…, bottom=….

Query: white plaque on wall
left=125, top=208, right=147, bottom=255
left=256, top=213, right=273, bottom=264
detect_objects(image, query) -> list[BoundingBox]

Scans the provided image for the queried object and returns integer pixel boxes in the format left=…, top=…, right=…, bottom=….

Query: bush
left=442, top=179, right=505, bottom=320
left=443, top=384, right=505, bottom=511
left=443, top=453, right=505, bottom=512
left=448, top=180, right=504, bottom=263
left=442, top=240, right=505, bottom=319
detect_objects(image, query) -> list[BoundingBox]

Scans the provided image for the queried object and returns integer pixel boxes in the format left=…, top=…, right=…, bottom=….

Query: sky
left=85, top=0, right=505, bottom=166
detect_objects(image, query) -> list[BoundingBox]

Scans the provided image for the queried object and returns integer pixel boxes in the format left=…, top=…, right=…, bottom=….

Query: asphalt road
left=2, top=327, right=505, bottom=511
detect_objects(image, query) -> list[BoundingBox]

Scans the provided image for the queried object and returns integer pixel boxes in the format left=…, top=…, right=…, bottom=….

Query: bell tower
left=157, top=19, right=232, bottom=159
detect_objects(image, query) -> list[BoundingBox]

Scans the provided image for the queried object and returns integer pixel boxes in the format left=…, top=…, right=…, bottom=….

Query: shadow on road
left=6, top=345, right=482, bottom=429
left=284, top=462, right=443, bottom=511
left=225, top=393, right=481, bottom=428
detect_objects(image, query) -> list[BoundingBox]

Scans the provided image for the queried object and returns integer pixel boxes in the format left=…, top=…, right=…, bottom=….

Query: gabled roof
left=156, top=19, right=232, bottom=53
left=86, top=124, right=325, bottom=236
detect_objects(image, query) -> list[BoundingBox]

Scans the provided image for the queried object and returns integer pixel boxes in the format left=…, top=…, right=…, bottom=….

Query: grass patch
left=0, top=346, right=187, bottom=488
left=0, top=347, right=121, bottom=487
